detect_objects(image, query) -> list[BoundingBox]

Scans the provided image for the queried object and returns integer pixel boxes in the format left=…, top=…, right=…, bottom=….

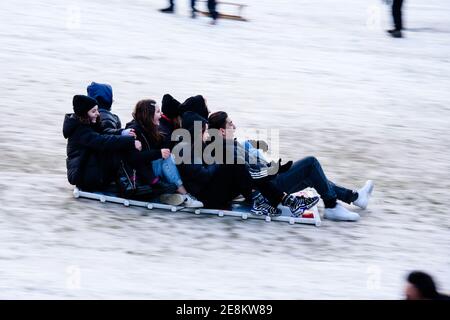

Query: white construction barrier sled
left=73, top=188, right=321, bottom=226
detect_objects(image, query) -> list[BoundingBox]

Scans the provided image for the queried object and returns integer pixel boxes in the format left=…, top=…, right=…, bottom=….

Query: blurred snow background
left=0, top=0, right=449, bottom=299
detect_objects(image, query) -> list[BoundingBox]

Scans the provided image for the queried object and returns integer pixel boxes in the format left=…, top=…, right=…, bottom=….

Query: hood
left=63, top=113, right=81, bottom=138
left=181, top=111, right=208, bottom=140
left=179, top=95, right=209, bottom=120
left=161, top=94, right=181, bottom=119
left=87, top=82, right=113, bottom=110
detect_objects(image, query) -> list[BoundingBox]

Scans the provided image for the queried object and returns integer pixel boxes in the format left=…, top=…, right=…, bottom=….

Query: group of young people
left=63, top=82, right=374, bottom=221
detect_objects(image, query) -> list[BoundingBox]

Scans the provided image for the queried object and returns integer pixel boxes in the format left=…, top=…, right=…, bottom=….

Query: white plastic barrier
left=73, top=188, right=321, bottom=226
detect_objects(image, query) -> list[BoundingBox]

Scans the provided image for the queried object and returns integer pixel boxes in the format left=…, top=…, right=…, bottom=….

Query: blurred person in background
left=207, top=0, right=218, bottom=24
left=405, top=271, right=449, bottom=300
left=387, top=0, right=404, bottom=38
left=160, top=0, right=198, bottom=18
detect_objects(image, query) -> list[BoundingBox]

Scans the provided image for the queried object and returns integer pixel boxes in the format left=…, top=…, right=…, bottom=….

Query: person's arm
left=184, top=163, right=219, bottom=184
left=75, top=127, right=135, bottom=151
left=100, top=117, right=123, bottom=135
left=138, top=149, right=164, bottom=162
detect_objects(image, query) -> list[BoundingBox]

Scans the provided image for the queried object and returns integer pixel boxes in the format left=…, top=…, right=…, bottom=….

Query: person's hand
left=135, top=140, right=142, bottom=151
left=121, top=128, right=136, bottom=137
left=128, top=129, right=137, bottom=138
left=161, top=148, right=171, bottom=159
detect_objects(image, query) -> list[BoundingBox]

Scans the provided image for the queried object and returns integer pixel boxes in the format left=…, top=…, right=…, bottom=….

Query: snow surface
left=0, top=0, right=449, bottom=299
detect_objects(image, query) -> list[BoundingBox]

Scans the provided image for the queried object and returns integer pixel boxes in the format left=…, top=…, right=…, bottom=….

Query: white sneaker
left=353, top=180, right=374, bottom=210
left=159, top=193, right=185, bottom=206
left=324, top=204, right=360, bottom=222
left=182, top=194, right=204, bottom=208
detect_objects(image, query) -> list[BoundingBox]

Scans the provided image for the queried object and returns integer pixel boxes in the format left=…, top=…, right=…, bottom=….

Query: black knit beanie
left=73, top=95, right=98, bottom=116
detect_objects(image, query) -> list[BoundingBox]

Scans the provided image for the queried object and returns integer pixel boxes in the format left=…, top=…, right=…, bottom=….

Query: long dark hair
left=132, top=99, right=163, bottom=144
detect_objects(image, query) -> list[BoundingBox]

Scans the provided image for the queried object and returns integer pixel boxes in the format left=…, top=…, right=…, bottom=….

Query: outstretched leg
left=273, top=156, right=370, bottom=221
left=273, top=156, right=342, bottom=208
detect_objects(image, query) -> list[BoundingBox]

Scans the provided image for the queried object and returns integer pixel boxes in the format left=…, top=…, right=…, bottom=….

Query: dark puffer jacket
left=99, top=108, right=123, bottom=135
left=63, top=113, right=135, bottom=189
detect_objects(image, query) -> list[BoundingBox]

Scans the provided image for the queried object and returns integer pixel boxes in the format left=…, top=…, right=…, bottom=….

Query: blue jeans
left=152, top=156, right=183, bottom=188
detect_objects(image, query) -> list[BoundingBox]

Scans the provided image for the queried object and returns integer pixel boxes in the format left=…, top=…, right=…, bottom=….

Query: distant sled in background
left=73, top=188, right=321, bottom=226
left=197, top=1, right=249, bottom=22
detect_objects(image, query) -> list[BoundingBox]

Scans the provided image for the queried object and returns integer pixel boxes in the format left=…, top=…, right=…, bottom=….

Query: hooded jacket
left=161, top=94, right=181, bottom=119
left=87, top=82, right=123, bottom=135
left=178, top=95, right=209, bottom=120
left=174, top=112, right=219, bottom=197
left=159, top=94, right=182, bottom=149
left=63, top=113, right=135, bottom=188
left=159, top=115, right=178, bottom=149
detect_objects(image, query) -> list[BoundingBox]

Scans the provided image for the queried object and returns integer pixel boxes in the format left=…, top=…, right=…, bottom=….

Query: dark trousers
left=208, top=0, right=218, bottom=20
left=168, top=0, right=196, bottom=10
left=273, top=156, right=355, bottom=208
left=198, top=164, right=283, bottom=209
left=80, top=149, right=157, bottom=191
left=392, top=0, right=404, bottom=30
left=125, top=150, right=159, bottom=185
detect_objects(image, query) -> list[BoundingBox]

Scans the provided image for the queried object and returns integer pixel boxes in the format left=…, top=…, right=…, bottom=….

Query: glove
left=267, top=159, right=293, bottom=175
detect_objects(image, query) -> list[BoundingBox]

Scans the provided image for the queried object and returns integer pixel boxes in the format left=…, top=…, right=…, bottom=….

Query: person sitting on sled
left=159, top=93, right=182, bottom=149
left=207, top=111, right=374, bottom=222
left=159, top=93, right=211, bottom=149
left=125, top=99, right=203, bottom=208
left=174, top=112, right=319, bottom=217
left=63, top=95, right=159, bottom=192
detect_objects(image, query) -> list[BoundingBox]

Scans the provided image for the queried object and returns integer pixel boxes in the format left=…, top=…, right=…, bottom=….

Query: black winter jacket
left=175, top=142, right=219, bottom=197
left=63, top=113, right=135, bottom=188
left=159, top=115, right=180, bottom=149
left=124, top=119, right=167, bottom=162
left=99, top=108, right=123, bottom=135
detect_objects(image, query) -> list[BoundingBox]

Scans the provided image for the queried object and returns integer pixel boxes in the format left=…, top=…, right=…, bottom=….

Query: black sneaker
left=387, top=29, right=402, bottom=38
left=250, top=193, right=281, bottom=217
left=282, top=194, right=320, bottom=217
left=160, top=6, right=174, bottom=13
